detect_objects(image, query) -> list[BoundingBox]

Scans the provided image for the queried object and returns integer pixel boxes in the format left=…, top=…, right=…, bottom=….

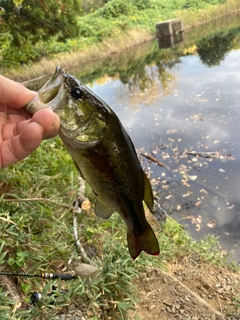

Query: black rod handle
left=42, top=273, right=75, bottom=280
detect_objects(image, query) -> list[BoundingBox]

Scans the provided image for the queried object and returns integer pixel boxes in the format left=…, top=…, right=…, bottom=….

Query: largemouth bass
left=26, top=66, right=159, bottom=260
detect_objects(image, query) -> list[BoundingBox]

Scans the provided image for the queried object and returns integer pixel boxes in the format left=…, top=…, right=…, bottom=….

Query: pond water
left=29, top=13, right=240, bottom=261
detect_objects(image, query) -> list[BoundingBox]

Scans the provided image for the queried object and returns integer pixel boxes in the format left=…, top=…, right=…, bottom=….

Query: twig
left=2, top=197, right=72, bottom=209
left=3, top=181, right=96, bottom=266
left=186, top=151, right=219, bottom=158
left=71, top=177, right=96, bottom=266
left=153, top=200, right=169, bottom=219
left=72, top=200, right=96, bottom=267
left=217, top=295, right=223, bottom=314
left=140, top=153, right=169, bottom=170
left=21, top=74, right=48, bottom=86
left=67, top=253, right=75, bottom=266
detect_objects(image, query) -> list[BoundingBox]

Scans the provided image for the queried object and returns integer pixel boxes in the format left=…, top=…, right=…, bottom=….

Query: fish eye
left=71, top=87, right=82, bottom=99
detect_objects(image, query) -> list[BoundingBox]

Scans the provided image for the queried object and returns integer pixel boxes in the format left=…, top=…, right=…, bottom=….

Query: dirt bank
left=128, top=257, right=240, bottom=319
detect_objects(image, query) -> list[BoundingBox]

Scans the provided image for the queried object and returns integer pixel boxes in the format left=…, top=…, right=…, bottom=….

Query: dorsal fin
left=143, top=172, right=154, bottom=212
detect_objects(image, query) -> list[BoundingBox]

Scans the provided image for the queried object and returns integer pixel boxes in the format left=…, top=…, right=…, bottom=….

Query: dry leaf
left=182, top=191, right=192, bottom=197
left=74, top=263, right=98, bottom=279
left=196, top=223, right=201, bottom=231
left=190, top=216, right=197, bottom=224
left=167, top=129, right=177, bottom=134
left=188, top=175, right=197, bottom=181
left=196, top=215, right=202, bottom=224
left=195, top=201, right=201, bottom=207
left=207, top=220, right=216, bottom=228
left=162, top=153, right=170, bottom=160
left=182, top=181, right=190, bottom=187
left=162, top=185, right=169, bottom=189
left=81, top=200, right=91, bottom=211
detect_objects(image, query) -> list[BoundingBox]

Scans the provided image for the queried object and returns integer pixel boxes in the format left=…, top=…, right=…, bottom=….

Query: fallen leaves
left=187, top=215, right=202, bottom=231
left=138, top=141, right=236, bottom=237
left=176, top=204, right=181, bottom=211
left=195, top=200, right=202, bottom=207
left=207, top=220, right=216, bottom=228
left=182, top=191, right=193, bottom=198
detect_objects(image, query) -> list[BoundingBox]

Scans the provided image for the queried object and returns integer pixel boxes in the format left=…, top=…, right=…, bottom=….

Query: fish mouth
left=39, top=66, right=63, bottom=103
left=25, top=66, right=65, bottom=114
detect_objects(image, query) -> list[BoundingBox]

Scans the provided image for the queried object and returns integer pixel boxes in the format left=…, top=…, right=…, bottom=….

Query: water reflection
left=78, top=15, right=240, bottom=262
left=26, top=13, right=240, bottom=261
left=157, top=32, right=184, bottom=49
left=197, top=26, right=240, bottom=66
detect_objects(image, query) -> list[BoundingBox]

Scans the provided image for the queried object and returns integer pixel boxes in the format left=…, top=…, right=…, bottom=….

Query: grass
left=178, top=0, right=240, bottom=28
left=1, top=1, right=240, bottom=317
left=1, top=0, right=240, bottom=81
left=0, top=136, right=236, bottom=319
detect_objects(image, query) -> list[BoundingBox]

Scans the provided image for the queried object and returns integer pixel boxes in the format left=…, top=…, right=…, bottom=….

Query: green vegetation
left=0, top=136, right=235, bottom=319
left=1, top=0, right=240, bottom=68
left=0, top=0, right=81, bottom=63
left=1, top=1, right=240, bottom=318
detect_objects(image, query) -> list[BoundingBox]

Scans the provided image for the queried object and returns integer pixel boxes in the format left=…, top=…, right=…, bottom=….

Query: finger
left=1, top=119, right=31, bottom=141
left=0, top=111, right=8, bottom=126
left=0, top=75, right=36, bottom=108
left=0, top=105, right=32, bottom=119
left=1, top=109, right=60, bottom=142
left=0, top=122, right=43, bottom=168
left=31, top=108, right=60, bottom=139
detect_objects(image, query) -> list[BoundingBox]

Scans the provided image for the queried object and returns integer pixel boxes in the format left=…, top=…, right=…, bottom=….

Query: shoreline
left=2, top=5, right=240, bottom=83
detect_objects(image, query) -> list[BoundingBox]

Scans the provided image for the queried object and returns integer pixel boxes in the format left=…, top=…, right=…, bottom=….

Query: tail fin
left=127, top=225, right=160, bottom=260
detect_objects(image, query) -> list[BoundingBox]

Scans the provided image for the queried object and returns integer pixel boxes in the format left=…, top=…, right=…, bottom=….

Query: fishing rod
left=0, top=271, right=75, bottom=280
left=0, top=271, right=76, bottom=304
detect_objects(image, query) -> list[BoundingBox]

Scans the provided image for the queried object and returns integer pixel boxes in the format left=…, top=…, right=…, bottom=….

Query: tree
left=0, top=0, right=81, bottom=63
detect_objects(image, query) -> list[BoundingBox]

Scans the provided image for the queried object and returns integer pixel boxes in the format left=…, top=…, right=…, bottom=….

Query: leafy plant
left=99, top=0, right=135, bottom=18
left=0, top=0, right=81, bottom=63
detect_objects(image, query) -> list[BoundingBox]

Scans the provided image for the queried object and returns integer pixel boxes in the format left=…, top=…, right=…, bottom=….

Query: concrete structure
left=156, top=19, right=184, bottom=48
left=156, top=19, right=183, bottom=37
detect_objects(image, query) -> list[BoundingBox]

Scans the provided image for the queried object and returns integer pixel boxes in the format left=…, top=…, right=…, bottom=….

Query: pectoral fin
left=95, top=198, right=114, bottom=219
left=143, top=172, right=154, bottom=212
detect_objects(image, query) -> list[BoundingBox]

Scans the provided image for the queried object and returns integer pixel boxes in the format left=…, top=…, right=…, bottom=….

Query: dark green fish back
left=60, top=105, right=159, bottom=259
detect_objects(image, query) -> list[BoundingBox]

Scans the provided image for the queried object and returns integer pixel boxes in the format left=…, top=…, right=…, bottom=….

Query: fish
left=25, top=66, right=160, bottom=260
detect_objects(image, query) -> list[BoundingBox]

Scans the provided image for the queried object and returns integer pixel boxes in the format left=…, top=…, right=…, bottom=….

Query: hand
left=0, top=74, right=60, bottom=168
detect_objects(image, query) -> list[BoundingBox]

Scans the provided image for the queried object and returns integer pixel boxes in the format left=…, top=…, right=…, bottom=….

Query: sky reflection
left=87, top=45, right=240, bottom=261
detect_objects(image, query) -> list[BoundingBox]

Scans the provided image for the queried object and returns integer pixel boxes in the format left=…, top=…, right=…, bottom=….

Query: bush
left=77, top=18, right=97, bottom=37
left=183, top=0, right=225, bottom=9
left=2, top=35, right=41, bottom=64
left=99, top=0, right=135, bottom=19
left=133, top=0, right=152, bottom=10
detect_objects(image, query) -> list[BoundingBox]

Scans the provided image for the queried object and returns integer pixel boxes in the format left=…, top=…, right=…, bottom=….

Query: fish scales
left=25, top=66, right=160, bottom=260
